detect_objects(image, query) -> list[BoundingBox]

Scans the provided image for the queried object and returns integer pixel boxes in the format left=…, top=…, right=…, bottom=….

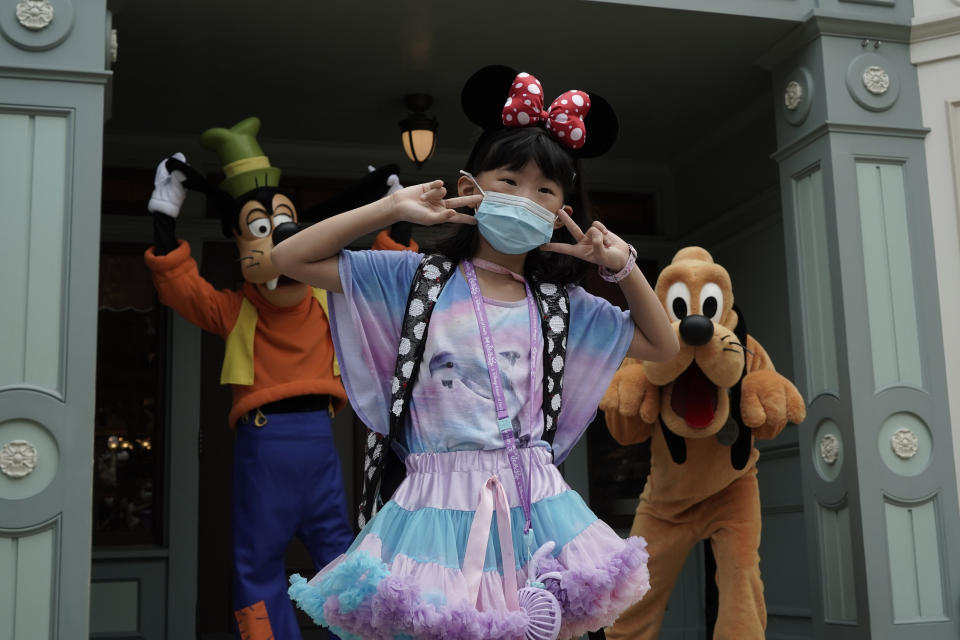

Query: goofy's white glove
left=368, top=165, right=404, bottom=196
left=148, top=152, right=188, bottom=218
left=385, top=173, right=404, bottom=196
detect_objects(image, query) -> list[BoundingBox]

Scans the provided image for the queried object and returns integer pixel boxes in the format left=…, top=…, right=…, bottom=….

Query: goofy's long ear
left=730, top=304, right=752, bottom=470
left=164, top=156, right=236, bottom=235
left=165, top=156, right=209, bottom=193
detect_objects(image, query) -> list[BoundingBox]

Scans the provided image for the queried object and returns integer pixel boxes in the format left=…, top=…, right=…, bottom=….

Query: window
left=93, top=245, right=166, bottom=546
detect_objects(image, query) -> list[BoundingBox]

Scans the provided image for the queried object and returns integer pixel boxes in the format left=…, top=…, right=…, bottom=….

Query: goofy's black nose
left=272, top=221, right=300, bottom=247
left=679, top=315, right=713, bottom=346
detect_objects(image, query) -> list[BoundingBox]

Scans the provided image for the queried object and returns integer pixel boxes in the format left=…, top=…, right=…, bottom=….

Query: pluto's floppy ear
left=660, top=418, right=687, bottom=465
left=729, top=304, right=752, bottom=470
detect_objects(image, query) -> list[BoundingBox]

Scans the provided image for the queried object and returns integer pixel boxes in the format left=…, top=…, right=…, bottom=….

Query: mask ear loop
left=459, top=170, right=486, bottom=198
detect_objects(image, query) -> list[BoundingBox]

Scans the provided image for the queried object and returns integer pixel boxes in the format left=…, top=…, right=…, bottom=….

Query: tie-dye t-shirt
left=327, top=249, right=634, bottom=463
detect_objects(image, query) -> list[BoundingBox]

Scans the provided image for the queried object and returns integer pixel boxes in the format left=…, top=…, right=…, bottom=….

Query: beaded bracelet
left=598, top=245, right=638, bottom=283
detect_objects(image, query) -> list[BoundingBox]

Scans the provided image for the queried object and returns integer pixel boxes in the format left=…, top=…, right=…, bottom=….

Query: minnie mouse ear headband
left=461, top=64, right=619, bottom=159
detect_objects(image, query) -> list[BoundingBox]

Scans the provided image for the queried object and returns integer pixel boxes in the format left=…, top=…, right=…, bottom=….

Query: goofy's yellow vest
left=220, top=288, right=339, bottom=386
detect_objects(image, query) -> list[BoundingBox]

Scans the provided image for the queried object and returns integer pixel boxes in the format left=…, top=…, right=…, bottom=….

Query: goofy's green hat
left=200, top=116, right=282, bottom=199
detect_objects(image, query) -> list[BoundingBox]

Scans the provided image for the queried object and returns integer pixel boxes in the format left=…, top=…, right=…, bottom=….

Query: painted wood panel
left=793, top=168, right=839, bottom=399
left=14, top=528, right=54, bottom=640
left=0, top=528, right=55, bottom=640
left=0, top=113, right=67, bottom=395
left=884, top=499, right=945, bottom=621
left=89, top=580, right=139, bottom=633
left=855, top=162, right=923, bottom=391
left=0, top=536, right=15, bottom=640
left=819, top=504, right=857, bottom=622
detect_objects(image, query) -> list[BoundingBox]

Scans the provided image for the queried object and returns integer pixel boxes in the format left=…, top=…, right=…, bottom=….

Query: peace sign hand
left=542, top=211, right=632, bottom=272
left=388, top=180, right=480, bottom=227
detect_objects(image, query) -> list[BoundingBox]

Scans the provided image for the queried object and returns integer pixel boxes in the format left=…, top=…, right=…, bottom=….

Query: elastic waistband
left=403, top=446, right=553, bottom=475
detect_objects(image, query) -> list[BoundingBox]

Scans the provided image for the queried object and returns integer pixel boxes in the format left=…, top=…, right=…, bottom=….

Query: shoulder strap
left=388, top=254, right=458, bottom=437
left=529, top=277, right=570, bottom=447
left=357, top=254, right=456, bottom=528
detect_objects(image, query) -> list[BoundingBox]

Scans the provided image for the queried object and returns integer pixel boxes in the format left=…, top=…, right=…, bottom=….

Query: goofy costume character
left=144, top=117, right=415, bottom=640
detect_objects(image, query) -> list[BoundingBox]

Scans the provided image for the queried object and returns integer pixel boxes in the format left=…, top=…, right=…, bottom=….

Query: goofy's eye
left=666, top=281, right=691, bottom=322
left=700, top=283, right=723, bottom=323
left=273, top=213, right=293, bottom=227
left=247, top=218, right=271, bottom=238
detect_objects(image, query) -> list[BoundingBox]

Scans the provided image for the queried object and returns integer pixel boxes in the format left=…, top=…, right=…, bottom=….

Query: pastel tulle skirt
left=288, top=447, right=649, bottom=640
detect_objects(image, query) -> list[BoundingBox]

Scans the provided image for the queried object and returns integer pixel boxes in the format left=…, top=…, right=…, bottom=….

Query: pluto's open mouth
left=670, top=362, right=718, bottom=429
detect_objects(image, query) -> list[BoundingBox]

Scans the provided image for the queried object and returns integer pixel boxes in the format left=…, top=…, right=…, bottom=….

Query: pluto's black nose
left=679, top=315, right=713, bottom=346
left=272, top=221, right=300, bottom=246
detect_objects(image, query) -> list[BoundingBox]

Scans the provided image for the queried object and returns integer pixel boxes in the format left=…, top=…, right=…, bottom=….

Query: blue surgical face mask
left=460, top=170, right=557, bottom=255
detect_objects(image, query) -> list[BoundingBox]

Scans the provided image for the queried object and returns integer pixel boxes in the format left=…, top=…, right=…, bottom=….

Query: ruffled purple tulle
left=290, top=568, right=529, bottom=640
left=542, top=535, right=650, bottom=638
left=290, top=534, right=649, bottom=640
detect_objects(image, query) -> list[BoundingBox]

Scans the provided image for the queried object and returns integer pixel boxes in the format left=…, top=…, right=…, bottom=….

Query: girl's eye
left=247, top=218, right=272, bottom=238
left=539, top=187, right=555, bottom=195
left=500, top=178, right=517, bottom=186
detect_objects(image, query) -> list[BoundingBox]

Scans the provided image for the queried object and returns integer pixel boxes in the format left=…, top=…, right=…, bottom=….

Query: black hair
left=433, top=126, right=594, bottom=285
left=218, top=186, right=296, bottom=238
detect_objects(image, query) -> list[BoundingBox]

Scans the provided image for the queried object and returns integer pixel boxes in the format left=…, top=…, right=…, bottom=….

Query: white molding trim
left=911, top=11, right=960, bottom=43
left=772, top=121, right=929, bottom=162
left=757, top=11, right=913, bottom=71
left=947, top=100, right=960, bottom=222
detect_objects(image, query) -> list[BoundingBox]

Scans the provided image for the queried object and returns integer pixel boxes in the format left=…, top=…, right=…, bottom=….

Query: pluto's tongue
left=670, top=363, right=717, bottom=429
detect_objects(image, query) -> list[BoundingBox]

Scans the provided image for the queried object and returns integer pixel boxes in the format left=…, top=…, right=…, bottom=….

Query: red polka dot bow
left=501, top=72, right=591, bottom=150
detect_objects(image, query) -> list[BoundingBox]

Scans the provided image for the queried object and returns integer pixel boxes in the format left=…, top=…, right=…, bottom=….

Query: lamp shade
left=399, top=94, right=438, bottom=168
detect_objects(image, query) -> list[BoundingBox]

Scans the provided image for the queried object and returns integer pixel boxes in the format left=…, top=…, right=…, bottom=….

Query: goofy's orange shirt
left=144, top=240, right=347, bottom=427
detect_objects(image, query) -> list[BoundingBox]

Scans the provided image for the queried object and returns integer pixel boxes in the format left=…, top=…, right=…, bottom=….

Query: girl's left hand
left=542, top=211, right=631, bottom=271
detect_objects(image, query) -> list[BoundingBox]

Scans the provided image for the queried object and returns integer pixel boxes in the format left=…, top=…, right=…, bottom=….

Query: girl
left=272, top=66, right=678, bottom=640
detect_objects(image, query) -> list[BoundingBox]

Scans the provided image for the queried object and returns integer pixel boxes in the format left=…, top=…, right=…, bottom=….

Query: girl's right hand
left=389, top=180, right=480, bottom=227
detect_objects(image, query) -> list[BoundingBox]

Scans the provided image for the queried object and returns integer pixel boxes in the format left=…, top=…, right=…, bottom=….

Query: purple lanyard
left=462, top=259, right=539, bottom=533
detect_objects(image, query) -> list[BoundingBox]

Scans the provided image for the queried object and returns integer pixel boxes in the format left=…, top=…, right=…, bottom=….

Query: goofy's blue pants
left=232, top=408, right=352, bottom=640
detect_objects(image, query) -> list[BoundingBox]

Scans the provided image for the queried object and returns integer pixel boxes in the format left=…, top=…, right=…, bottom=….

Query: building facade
left=1, top=0, right=959, bottom=638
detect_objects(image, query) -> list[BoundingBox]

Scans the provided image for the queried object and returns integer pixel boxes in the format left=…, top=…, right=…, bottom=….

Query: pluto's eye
left=273, top=213, right=293, bottom=227
left=699, top=283, right=723, bottom=322
left=247, top=217, right=271, bottom=238
left=666, top=282, right=691, bottom=322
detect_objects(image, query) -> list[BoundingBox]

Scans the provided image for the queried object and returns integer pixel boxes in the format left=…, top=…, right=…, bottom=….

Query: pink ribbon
left=462, top=475, right=519, bottom=611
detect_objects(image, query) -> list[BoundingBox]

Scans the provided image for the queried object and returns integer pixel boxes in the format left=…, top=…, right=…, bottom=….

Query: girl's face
left=458, top=161, right=571, bottom=225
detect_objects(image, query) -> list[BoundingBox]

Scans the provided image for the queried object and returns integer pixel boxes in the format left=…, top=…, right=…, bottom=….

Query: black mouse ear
left=461, top=64, right=518, bottom=130
left=578, top=91, right=619, bottom=159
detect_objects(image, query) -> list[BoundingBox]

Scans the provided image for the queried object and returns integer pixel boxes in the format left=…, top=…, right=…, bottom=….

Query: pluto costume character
left=601, top=247, right=805, bottom=640
left=144, top=117, right=414, bottom=640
